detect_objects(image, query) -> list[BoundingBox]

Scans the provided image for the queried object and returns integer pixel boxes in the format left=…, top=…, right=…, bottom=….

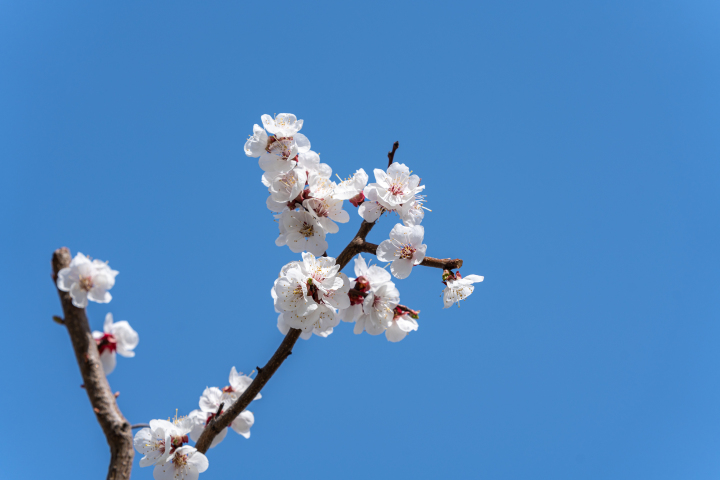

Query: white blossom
left=56, top=252, right=118, bottom=308
left=247, top=114, right=311, bottom=174
left=338, top=255, right=392, bottom=324
left=262, top=165, right=307, bottom=204
left=306, top=174, right=336, bottom=200
left=275, top=209, right=328, bottom=256
left=134, top=416, right=193, bottom=468
left=273, top=254, right=348, bottom=337
left=297, top=150, right=331, bottom=179
left=153, top=446, right=208, bottom=480
left=303, top=197, right=349, bottom=234
left=333, top=168, right=368, bottom=203
left=364, top=163, right=424, bottom=211
left=92, top=313, right=138, bottom=376
left=376, top=224, right=427, bottom=279
left=386, top=313, right=419, bottom=342
left=398, top=193, right=429, bottom=226
left=354, top=283, right=400, bottom=335
left=261, top=113, right=304, bottom=137
left=443, top=274, right=484, bottom=308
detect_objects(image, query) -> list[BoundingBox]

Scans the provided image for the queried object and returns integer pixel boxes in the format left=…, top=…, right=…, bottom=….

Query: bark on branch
left=358, top=242, right=463, bottom=270
left=52, top=247, right=134, bottom=480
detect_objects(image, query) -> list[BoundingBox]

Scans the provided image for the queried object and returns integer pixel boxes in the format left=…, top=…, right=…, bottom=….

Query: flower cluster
left=337, top=254, right=419, bottom=342
left=360, top=162, right=428, bottom=226
left=272, top=253, right=349, bottom=339
left=134, top=366, right=259, bottom=479
left=134, top=413, right=208, bottom=480
left=246, top=113, right=361, bottom=256
left=188, top=367, right=260, bottom=448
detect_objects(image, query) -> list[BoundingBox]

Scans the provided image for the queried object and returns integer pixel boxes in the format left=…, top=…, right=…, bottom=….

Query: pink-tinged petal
left=390, top=259, right=414, bottom=279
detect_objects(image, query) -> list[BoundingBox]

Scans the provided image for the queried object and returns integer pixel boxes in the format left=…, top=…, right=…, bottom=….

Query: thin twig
left=52, top=247, right=134, bottom=480
left=387, top=141, right=399, bottom=168
left=131, top=424, right=150, bottom=429
left=359, top=242, right=463, bottom=270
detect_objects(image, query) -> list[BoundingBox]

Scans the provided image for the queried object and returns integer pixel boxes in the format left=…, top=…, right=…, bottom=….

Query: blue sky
left=2, top=1, right=720, bottom=478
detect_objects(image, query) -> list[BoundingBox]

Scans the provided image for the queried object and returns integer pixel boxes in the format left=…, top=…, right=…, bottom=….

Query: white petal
left=390, top=259, right=414, bottom=279
left=376, top=240, right=397, bottom=262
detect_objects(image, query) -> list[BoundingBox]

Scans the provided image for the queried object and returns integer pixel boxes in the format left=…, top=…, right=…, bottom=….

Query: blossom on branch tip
left=365, top=162, right=425, bottom=211
left=442, top=273, right=484, bottom=308
left=376, top=224, right=428, bottom=279
left=56, top=252, right=118, bottom=308
left=152, top=446, right=208, bottom=480
left=91, top=313, right=138, bottom=376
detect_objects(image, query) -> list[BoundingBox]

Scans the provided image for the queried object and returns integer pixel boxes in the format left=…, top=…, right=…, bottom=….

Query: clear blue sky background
left=2, top=1, right=719, bottom=479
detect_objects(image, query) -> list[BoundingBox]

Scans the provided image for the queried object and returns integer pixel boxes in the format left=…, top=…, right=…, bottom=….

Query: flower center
left=313, top=201, right=329, bottom=217
left=266, top=136, right=295, bottom=159
left=173, top=451, right=189, bottom=468
left=96, top=333, right=117, bottom=354
left=399, top=244, right=416, bottom=259
left=306, top=279, right=321, bottom=303
left=79, top=275, right=94, bottom=291
left=222, top=385, right=234, bottom=393
left=299, top=222, right=314, bottom=237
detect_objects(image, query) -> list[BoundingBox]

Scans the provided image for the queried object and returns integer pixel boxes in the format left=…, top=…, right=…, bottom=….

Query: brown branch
left=335, top=220, right=377, bottom=270
left=191, top=141, right=462, bottom=454
left=52, top=247, right=134, bottom=480
left=358, top=242, right=463, bottom=270
left=195, top=328, right=301, bottom=453
left=387, top=141, right=399, bottom=167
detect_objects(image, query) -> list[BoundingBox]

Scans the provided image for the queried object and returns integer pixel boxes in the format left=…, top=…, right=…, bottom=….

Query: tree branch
left=52, top=247, right=134, bottom=480
left=194, top=328, right=301, bottom=453
left=387, top=141, right=399, bottom=168
left=195, top=219, right=377, bottom=454
left=358, top=242, right=463, bottom=270
left=192, top=140, right=462, bottom=454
